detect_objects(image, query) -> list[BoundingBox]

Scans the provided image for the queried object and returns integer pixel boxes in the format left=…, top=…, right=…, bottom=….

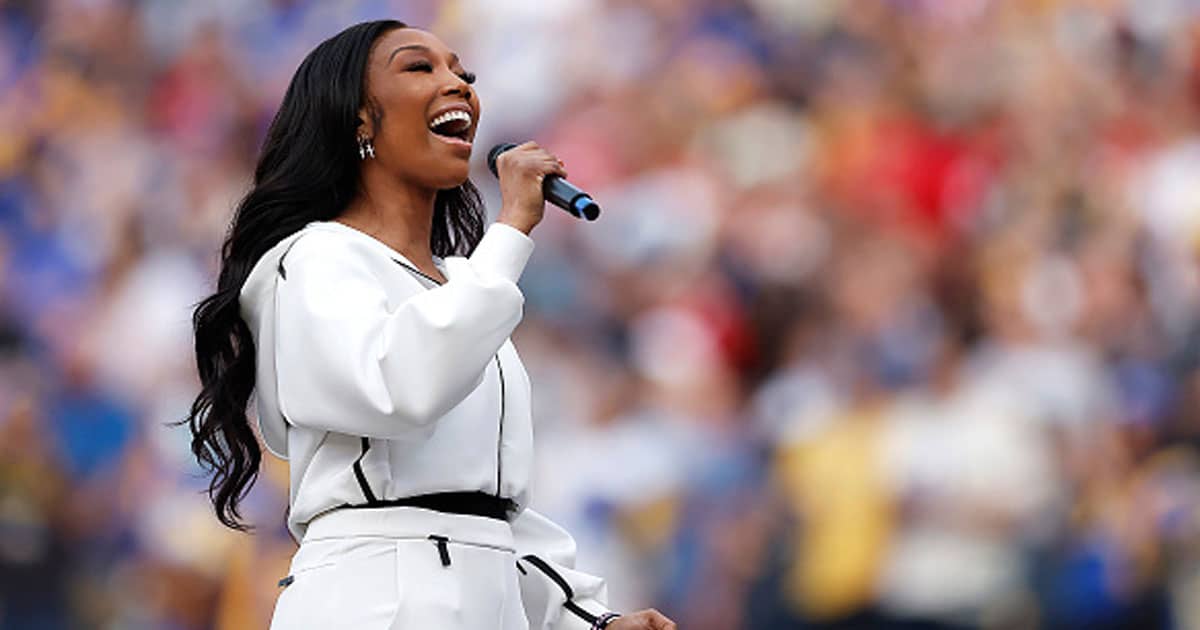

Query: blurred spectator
left=3, top=0, right=1200, bottom=628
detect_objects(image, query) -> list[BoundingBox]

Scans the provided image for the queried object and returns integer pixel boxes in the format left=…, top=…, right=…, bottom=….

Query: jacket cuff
left=560, top=598, right=616, bottom=630
left=470, top=222, right=535, bottom=284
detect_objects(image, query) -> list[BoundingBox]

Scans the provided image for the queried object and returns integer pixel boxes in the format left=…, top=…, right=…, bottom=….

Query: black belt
left=342, top=491, right=517, bottom=521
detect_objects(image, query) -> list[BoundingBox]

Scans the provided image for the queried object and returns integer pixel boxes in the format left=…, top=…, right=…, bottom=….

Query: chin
left=432, top=170, right=470, bottom=191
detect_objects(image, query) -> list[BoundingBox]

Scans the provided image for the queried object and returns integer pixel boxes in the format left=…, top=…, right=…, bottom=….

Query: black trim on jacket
left=352, top=437, right=378, bottom=505
left=519, top=554, right=603, bottom=625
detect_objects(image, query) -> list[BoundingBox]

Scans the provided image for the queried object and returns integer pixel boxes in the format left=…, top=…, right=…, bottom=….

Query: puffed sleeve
left=513, top=508, right=618, bottom=630
left=273, top=223, right=534, bottom=441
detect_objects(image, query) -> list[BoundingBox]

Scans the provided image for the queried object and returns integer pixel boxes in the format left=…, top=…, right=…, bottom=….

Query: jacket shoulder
left=240, top=223, right=368, bottom=320
left=274, top=223, right=372, bottom=280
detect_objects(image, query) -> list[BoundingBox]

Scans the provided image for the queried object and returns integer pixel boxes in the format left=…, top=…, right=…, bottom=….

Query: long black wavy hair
left=184, top=20, right=486, bottom=530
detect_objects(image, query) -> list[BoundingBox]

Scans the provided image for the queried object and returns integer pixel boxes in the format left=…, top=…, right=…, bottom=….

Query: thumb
left=646, top=609, right=676, bottom=629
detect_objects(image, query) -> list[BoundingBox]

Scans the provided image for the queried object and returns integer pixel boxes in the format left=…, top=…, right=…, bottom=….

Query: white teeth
left=429, top=110, right=472, bottom=130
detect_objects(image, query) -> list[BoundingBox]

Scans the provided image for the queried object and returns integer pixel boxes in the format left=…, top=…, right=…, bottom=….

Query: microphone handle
left=543, top=176, right=600, bottom=221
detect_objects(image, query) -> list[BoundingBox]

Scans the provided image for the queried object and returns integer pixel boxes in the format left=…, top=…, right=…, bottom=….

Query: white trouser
left=270, top=506, right=530, bottom=629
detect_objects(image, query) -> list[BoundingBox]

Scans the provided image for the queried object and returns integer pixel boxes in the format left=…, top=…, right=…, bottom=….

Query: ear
left=356, top=108, right=374, bottom=139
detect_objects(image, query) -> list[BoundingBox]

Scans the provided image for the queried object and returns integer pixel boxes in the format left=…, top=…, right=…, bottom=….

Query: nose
left=441, top=74, right=472, bottom=101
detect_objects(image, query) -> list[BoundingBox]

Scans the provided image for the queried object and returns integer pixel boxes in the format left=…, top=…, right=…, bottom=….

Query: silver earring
left=358, top=136, right=375, bottom=160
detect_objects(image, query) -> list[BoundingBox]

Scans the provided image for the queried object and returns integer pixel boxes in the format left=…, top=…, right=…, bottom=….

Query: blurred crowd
left=3, top=0, right=1200, bottom=628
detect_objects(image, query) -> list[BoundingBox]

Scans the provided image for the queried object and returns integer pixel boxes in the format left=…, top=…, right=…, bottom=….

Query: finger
left=533, top=157, right=564, bottom=175
left=647, top=610, right=675, bottom=630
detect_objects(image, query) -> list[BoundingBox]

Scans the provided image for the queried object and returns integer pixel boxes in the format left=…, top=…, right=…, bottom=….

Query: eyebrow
left=387, top=44, right=460, bottom=66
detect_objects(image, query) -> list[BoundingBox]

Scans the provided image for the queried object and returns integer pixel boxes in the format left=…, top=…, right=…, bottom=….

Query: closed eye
left=405, top=61, right=476, bottom=85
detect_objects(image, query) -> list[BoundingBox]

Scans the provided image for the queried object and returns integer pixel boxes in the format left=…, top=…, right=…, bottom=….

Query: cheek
left=374, top=83, right=427, bottom=140
left=373, top=108, right=433, bottom=167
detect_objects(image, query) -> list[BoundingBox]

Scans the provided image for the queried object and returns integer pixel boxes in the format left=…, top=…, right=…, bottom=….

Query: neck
left=341, top=166, right=439, bottom=267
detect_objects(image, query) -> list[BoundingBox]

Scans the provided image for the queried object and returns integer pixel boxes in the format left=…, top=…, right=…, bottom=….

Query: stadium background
left=2, top=0, right=1200, bottom=628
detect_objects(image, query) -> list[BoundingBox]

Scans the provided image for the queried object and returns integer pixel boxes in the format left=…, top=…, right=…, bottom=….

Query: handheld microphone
left=487, top=143, right=601, bottom=221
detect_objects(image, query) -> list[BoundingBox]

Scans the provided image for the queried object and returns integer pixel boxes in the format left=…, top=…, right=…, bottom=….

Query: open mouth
left=428, top=109, right=473, bottom=144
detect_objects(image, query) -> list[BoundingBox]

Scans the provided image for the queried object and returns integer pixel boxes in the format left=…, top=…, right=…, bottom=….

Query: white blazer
left=239, top=220, right=613, bottom=629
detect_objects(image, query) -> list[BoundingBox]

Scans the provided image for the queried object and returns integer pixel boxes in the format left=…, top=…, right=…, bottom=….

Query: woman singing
left=184, top=19, right=675, bottom=630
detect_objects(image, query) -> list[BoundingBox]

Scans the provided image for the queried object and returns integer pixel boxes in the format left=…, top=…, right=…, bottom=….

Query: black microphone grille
left=487, top=142, right=519, bottom=177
